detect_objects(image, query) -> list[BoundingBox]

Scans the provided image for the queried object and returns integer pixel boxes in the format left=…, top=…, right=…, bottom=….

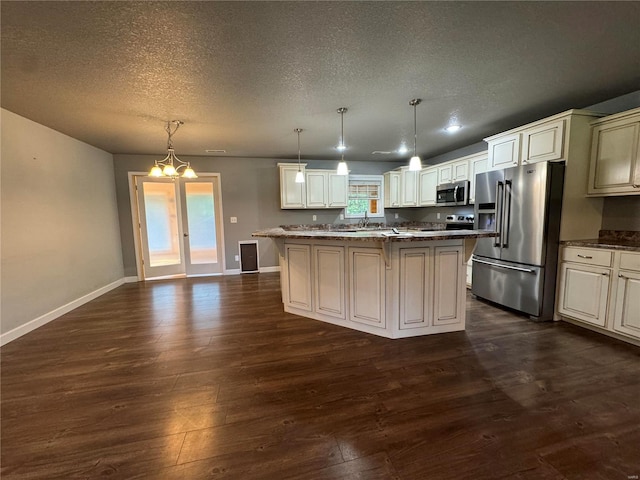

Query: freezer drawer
left=471, top=256, right=545, bottom=318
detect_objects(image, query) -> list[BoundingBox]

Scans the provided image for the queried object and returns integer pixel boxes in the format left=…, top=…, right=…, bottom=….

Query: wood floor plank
left=2, top=273, right=639, bottom=479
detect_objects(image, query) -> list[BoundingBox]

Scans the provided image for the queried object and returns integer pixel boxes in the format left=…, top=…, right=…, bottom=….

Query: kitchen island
left=253, top=226, right=497, bottom=339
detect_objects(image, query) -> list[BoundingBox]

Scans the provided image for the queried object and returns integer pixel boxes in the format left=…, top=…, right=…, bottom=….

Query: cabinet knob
left=618, top=273, right=625, bottom=278
left=602, top=272, right=609, bottom=276
left=633, top=184, right=640, bottom=189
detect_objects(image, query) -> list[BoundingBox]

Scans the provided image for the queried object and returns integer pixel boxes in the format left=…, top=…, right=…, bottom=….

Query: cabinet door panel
left=280, top=166, right=306, bottom=208
left=401, top=168, right=418, bottom=207
left=558, top=263, right=609, bottom=327
left=438, top=165, right=452, bottom=185
left=588, top=119, right=640, bottom=194
left=314, top=246, right=346, bottom=319
left=285, top=244, right=312, bottom=311
left=488, top=133, right=520, bottom=171
left=328, top=173, right=348, bottom=207
left=433, top=246, right=464, bottom=326
left=469, top=155, right=488, bottom=204
left=522, top=119, right=565, bottom=164
left=306, top=171, right=328, bottom=208
left=612, top=272, right=640, bottom=339
left=399, top=248, right=431, bottom=329
left=384, top=171, right=401, bottom=208
left=349, top=248, right=386, bottom=327
left=418, top=168, right=438, bottom=206
left=452, top=159, right=469, bottom=181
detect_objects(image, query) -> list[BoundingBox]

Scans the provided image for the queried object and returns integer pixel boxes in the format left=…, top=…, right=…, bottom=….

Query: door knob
left=183, top=233, right=189, bottom=237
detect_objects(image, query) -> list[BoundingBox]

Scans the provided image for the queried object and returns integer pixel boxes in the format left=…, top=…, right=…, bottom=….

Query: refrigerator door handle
left=494, top=181, right=503, bottom=247
left=503, top=179, right=512, bottom=248
left=472, top=256, right=535, bottom=273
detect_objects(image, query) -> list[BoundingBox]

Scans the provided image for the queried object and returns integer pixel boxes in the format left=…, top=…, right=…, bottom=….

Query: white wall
left=1, top=109, right=124, bottom=340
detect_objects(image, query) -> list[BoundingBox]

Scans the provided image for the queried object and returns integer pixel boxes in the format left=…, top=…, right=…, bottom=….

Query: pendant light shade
left=294, top=128, right=305, bottom=183
left=409, top=99, right=422, bottom=171
left=148, top=120, right=198, bottom=179
left=336, top=107, right=349, bottom=175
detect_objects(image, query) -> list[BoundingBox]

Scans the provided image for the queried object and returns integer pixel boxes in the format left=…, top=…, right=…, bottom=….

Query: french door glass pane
left=185, top=182, right=218, bottom=264
left=142, top=182, right=182, bottom=267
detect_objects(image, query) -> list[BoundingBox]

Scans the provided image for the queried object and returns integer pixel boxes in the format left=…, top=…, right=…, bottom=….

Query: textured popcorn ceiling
left=2, top=1, right=639, bottom=161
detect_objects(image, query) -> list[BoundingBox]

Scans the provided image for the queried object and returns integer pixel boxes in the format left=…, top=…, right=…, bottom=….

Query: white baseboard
left=0, top=278, right=125, bottom=346
left=224, top=266, right=280, bottom=275
left=259, top=266, right=281, bottom=273
left=124, top=276, right=139, bottom=283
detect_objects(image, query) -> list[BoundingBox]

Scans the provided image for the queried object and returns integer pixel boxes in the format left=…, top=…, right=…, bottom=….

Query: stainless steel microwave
left=436, top=180, right=469, bottom=206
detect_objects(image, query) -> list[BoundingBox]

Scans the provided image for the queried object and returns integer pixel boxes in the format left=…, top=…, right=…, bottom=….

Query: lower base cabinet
left=557, top=246, right=640, bottom=345
left=281, top=239, right=466, bottom=339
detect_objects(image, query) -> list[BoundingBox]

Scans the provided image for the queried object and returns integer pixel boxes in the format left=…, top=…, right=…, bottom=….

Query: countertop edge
left=560, top=239, right=640, bottom=252
left=252, top=228, right=498, bottom=242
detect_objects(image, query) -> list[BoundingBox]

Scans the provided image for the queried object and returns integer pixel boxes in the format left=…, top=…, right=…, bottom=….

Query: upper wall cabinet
left=279, top=163, right=307, bottom=209
left=521, top=118, right=565, bottom=164
left=484, top=110, right=602, bottom=172
left=418, top=167, right=438, bottom=206
left=384, top=170, right=401, bottom=208
left=400, top=166, right=419, bottom=207
left=437, top=158, right=469, bottom=185
left=279, top=163, right=348, bottom=209
left=587, top=107, right=640, bottom=197
left=466, top=152, right=489, bottom=204
left=486, top=132, right=521, bottom=171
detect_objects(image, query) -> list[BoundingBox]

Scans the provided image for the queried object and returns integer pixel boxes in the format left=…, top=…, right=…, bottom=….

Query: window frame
left=344, top=174, right=385, bottom=219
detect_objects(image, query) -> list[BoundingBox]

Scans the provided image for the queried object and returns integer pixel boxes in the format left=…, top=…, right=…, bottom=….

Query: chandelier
left=148, top=120, right=197, bottom=179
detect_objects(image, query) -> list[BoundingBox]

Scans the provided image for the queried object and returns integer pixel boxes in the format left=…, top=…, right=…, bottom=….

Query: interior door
left=135, top=176, right=186, bottom=278
left=179, top=175, right=225, bottom=275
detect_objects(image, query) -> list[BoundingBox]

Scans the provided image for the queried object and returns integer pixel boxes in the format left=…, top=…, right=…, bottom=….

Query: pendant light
left=336, top=107, right=349, bottom=175
left=294, top=128, right=305, bottom=183
left=148, top=120, right=197, bottom=179
left=409, top=99, right=422, bottom=171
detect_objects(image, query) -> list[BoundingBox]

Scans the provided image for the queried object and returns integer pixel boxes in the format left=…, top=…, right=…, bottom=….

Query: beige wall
left=1, top=109, right=124, bottom=336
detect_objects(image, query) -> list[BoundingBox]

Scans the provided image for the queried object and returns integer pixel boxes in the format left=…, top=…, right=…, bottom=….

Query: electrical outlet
left=340, top=214, right=344, bottom=220
left=230, top=217, right=237, bottom=223
left=436, top=213, right=441, bottom=219
left=235, top=255, right=239, bottom=261
left=312, top=215, right=317, bottom=221
left=394, top=213, right=399, bottom=219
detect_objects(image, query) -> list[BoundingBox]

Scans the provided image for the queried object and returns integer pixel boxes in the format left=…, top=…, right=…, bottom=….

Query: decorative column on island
left=252, top=226, right=497, bottom=339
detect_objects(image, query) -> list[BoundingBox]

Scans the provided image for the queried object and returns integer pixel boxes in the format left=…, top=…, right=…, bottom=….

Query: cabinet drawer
left=561, top=247, right=612, bottom=267
left=620, top=251, right=640, bottom=271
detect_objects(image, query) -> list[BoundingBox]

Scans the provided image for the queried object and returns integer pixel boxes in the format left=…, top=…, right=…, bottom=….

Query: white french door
left=134, top=174, right=224, bottom=279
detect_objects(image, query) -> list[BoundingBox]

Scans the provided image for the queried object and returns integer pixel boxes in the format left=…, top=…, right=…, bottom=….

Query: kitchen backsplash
left=601, top=196, right=640, bottom=231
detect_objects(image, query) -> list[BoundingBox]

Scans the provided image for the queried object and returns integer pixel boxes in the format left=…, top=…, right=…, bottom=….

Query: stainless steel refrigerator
left=472, top=162, right=565, bottom=320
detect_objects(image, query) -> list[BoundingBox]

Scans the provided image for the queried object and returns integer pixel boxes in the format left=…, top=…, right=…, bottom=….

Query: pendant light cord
left=409, top=99, right=421, bottom=157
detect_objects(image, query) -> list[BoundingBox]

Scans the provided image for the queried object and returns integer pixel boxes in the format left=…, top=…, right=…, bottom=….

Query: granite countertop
left=560, top=230, right=640, bottom=252
left=252, top=226, right=498, bottom=243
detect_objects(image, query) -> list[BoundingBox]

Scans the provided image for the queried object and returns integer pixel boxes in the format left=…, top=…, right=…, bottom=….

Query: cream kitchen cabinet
left=486, top=132, right=521, bottom=171
left=466, top=151, right=488, bottom=204
left=283, top=243, right=313, bottom=311
left=400, top=166, right=419, bottom=207
left=279, top=163, right=347, bottom=209
left=612, top=252, right=640, bottom=339
left=438, top=158, right=470, bottom=184
left=313, top=245, right=346, bottom=320
left=306, top=170, right=348, bottom=208
left=521, top=118, right=565, bottom=164
left=348, top=246, right=386, bottom=329
left=587, top=107, right=640, bottom=196
left=557, top=247, right=612, bottom=327
left=557, top=246, right=640, bottom=345
left=384, top=170, right=401, bottom=208
left=279, top=163, right=307, bottom=209
left=418, top=167, right=438, bottom=206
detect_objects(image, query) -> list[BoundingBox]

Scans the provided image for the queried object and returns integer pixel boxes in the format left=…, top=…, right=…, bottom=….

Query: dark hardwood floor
left=2, top=272, right=639, bottom=479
